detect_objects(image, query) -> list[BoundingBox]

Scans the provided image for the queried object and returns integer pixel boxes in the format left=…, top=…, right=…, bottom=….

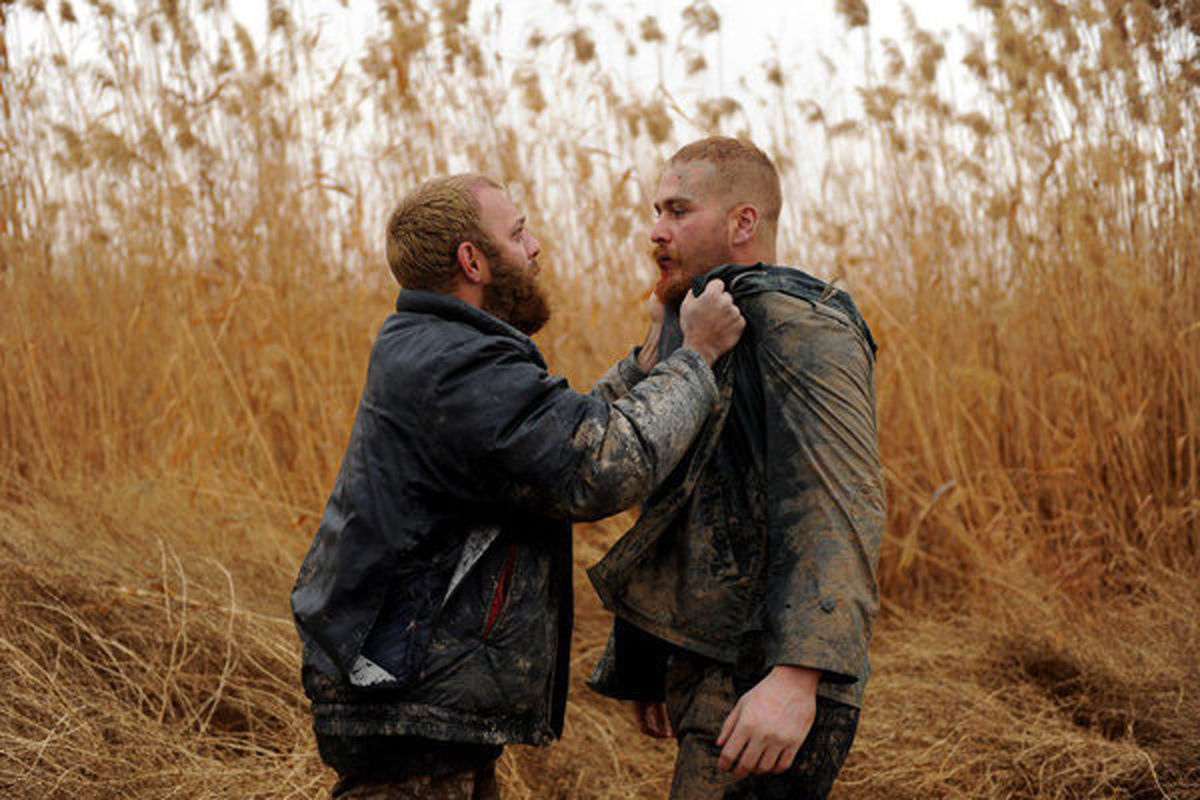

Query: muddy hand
left=680, top=280, right=745, bottom=365
left=717, top=665, right=818, bottom=777
left=630, top=700, right=674, bottom=739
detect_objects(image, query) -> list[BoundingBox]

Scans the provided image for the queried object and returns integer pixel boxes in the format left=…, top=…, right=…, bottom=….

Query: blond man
left=589, top=138, right=884, bottom=799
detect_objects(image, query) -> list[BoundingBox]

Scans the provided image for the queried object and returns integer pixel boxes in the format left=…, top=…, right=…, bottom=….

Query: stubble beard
left=481, top=254, right=551, bottom=336
left=653, top=245, right=728, bottom=308
left=654, top=269, right=691, bottom=308
left=652, top=244, right=693, bottom=308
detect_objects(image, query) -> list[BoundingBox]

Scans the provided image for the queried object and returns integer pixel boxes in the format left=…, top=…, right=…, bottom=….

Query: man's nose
left=526, top=232, right=541, bottom=261
left=650, top=217, right=669, bottom=243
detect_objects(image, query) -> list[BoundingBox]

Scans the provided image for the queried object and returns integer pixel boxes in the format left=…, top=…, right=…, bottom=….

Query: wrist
left=636, top=338, right=660, bottom=372
left=681, top=339, right=717, bottom=366
left=768, top=664, right=820, bottom=695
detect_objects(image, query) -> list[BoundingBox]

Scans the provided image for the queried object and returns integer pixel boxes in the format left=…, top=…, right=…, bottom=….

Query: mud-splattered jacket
left=291, top=289, right=720, bottom=745
left=588, top=264, right=884, bottom=709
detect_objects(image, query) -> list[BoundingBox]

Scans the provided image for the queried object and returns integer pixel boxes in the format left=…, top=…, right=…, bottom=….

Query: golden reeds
left=1, top=0, right=1198, bottom=796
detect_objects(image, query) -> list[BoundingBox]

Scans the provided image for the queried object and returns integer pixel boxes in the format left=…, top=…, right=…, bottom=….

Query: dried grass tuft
left=0, top=498, right=325, bottom=799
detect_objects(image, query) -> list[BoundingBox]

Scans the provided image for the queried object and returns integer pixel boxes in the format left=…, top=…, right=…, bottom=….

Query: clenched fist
left=680, top=280, right=745, bottom=366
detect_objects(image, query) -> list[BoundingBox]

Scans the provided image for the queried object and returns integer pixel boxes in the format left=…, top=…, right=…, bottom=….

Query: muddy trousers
left=664, top=652, right=859, bottom=800
left=330, top=762, right=500, bottom=800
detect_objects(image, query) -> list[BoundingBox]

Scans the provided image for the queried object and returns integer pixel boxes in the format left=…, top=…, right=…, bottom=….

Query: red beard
left=654, top=269, right=691, bottom=307
left=652, top=246, right=691, bottom=307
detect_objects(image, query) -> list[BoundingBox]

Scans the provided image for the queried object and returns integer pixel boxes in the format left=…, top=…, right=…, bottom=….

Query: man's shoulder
left=749, top=287, right=854, bottom=327
left=359, top=316, right=538, bottom=412
left=369, top=312, right=467, bottom=372
left=721, top=264, right=850, bottom=306
left=380, top=307, right=479, bottom=348
left=726, top=265, right=877, bottom=358
left=739, top=288, right=876, bottom=375
left=376, top=305, right=538, bottom=369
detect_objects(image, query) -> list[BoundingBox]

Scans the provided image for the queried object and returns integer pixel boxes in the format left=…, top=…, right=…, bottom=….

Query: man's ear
left=729, top=204, right=759, bottom=247
left=456, top=241, right=488, bottom=285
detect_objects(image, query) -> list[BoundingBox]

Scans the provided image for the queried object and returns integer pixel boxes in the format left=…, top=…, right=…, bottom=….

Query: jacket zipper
left=483, top=544, right=518, bottom=639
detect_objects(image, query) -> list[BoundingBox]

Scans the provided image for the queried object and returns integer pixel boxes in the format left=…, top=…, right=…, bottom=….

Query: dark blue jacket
left=291, top=289, right=719, bottom=744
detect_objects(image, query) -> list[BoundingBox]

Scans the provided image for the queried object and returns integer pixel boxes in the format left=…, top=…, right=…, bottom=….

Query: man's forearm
left=560, top=347, right=718, bottom=520
left=635, top=322, right=662, bottom=373
left=589, top=349, right=648, bottom=403
left=589, top=321, right=662, bottom=403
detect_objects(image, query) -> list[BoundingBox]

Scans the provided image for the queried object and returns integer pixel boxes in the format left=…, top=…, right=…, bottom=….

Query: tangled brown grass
left=1, top=0, right=1198, bottom=797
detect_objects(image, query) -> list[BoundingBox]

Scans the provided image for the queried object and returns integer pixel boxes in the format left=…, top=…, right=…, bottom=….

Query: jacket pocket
left=483, top=544, right=518, bottom=639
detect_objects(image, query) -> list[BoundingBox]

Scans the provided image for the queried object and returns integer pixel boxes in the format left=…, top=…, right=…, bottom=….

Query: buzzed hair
left=385, top=173, right=502, bottom=291
left=668, top=137, right=782, bottom=230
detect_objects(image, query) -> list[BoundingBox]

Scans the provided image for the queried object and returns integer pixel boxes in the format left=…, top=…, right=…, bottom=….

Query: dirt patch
left=993, top=593, right=1200, bottom=799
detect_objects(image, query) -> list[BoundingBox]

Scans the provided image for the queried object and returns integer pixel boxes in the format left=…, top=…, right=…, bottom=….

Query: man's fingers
left=650, top=703, right=673, bottom=738
left=642, top=702, right=671, bottom=738
left=687, top=278, right=731, bottom=306
left=630, top=701, right=673, bottom=738
left=679, top=279, right=744, bottom=364
left=715, top=714, right=744, bottom=772
left=631, top=702, right=652, bottom=735
left=718, top=735, right=747, bottom=774
left=754, top=744, right=784, bottom=775
left=716, top=701, right=740, bottom=747
left=732, top=736, right=765, bottom=778
left=773, top=744, right=801, bottom=774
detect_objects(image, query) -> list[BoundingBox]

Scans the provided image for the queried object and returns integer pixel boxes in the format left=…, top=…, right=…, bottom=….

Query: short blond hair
left=385, top=174, right=501, bottom=290
left=669, top=137, right=782, bottom=230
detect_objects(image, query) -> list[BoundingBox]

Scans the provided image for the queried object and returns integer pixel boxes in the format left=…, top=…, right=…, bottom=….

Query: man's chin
left=514, top=307, right=550, bottom=336
left=481, top=260, right=552, bottom=336
left=654, top=275, right=691, bottom=308
left=493, top=294, right=550, bottom=336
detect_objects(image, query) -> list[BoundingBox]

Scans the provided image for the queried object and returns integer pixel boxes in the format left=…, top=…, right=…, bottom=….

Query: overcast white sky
left=271, top=0, right=982, bottom=116
left=10, top=0, right=988, bottom=207
left=11, top=0, right=984, bottom=125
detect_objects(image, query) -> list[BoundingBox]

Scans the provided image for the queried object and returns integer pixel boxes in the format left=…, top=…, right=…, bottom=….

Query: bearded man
left=587, top=138, right=885, bottom=799
left=291, top=174, right=745, bottom=799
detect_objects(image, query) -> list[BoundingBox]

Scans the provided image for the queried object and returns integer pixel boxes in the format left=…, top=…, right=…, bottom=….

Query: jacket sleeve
left=758, top=297, right=885, bottom=685
left=589, top=349, right=647, bottom=403
left=586, top=617, right=670, bottom=702
left=425, top=337, right=719, bottom=521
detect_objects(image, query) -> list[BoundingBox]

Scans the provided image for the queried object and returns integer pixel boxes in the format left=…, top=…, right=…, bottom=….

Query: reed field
left=1, top=0, right=1198, bottom=796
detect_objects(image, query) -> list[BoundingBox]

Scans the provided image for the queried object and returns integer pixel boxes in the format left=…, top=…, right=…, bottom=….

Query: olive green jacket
left=587, top=264, right=885, bottom=708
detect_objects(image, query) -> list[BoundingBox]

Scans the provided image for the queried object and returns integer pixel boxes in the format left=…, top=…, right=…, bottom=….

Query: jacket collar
left=689, top=262, right=768, bottom=297
left=395, top=289, right=542, bottom=356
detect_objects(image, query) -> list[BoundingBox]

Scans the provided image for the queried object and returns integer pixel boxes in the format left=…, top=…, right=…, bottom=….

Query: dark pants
left=331, top=763, right=499, bottom=800
left=664, top=652, right=859, bottom=800
left=318, top=733, right=502, bottom=800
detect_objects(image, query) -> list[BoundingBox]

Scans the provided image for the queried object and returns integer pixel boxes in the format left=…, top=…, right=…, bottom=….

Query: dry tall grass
left=1, top=0, right=1197, bottom=797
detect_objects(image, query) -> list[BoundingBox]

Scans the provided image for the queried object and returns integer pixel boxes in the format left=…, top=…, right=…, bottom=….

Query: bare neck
left=730, top=240, right=776, bottom=266
left=449, top=281, right=483, bottom=309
